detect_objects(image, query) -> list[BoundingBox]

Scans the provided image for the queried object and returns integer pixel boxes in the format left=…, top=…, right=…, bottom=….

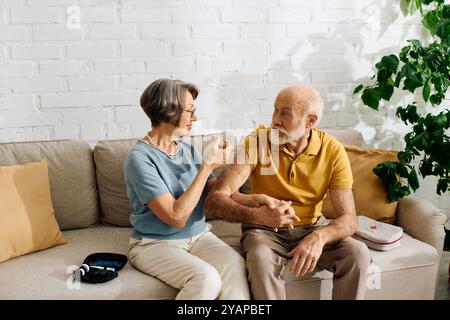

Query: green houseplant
left=353, top=0, right=450, bottom=202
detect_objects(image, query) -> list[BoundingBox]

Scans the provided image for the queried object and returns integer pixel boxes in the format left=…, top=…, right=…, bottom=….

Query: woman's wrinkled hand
left=203, top=137, right=233, bottom=170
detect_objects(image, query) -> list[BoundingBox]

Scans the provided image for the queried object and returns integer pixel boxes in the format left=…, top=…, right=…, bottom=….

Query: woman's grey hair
left=140, top=78, right=199, bottom=127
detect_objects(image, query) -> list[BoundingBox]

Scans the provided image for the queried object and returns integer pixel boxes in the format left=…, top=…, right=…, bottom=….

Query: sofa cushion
left=94, top=139, right=137, bottom=226
left=208, top=220, right=242, bottom=251
left=323, top=129, right=363, bottom=147
left=0, top=225, right=177, bottom=299
left=0, top=159, right=66, bottom=263
left=208, top=219, right=439, bottom=278
left=369, top=232, right=439, bottom=272
left=0, top=220, right=439, bottom=299
left=0, top=140, right=98, bottom=230
left=322, top=144, right=399, bottom=224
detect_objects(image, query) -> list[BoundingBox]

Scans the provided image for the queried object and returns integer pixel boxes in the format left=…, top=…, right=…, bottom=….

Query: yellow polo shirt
left=244, top=125, right=353, bottom=226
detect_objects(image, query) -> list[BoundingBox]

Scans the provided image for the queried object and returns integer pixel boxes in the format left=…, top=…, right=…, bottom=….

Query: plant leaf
left=422, top=10, right=440, bottom=34
left=430, top=93, right=443, bottom=105
left=397, top=104, right=420, bottom=125
left=407, top=168, right=420, bottom=191
left=381, top=54, right=399, bottom=73
left=437, top=178, right=448, bottom=195
left=398, top=150, right=414, bottom=163
left=436, top=19, right=450, bottom=44
left=377, top=69, right=391, bottom=82
left=353, top=84, right=364, bottom=95
left=361, top=88, right=381, bottom=110
left=419, top=159, right=433, bottom=177
left=403, top=0, right=421, bottom=15
left=399, top=165, right=410, bottom=178
left=399, top=45, right=411, bottom=63
left=384, top=161, right=397, bottom=170
left=411, top=135, right=427, bottom=151
left=403, top=78, right=423, bottom=93
left=422, top=82, right=431, bottom=101
left=402, top=64, right=421, bottom=83
left=379, top=82, right=394, bottom=101
left=423, top=52, right=441, bottom=70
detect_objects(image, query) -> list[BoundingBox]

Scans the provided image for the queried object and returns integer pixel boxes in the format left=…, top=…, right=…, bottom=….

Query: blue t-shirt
left=123, top=140, right=212, bottom=240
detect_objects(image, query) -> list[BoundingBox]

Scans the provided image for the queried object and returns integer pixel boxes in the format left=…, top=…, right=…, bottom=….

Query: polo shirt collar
left=281, top=128, right=321, bottom=157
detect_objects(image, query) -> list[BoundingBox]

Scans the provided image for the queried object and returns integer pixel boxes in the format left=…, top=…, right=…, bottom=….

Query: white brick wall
left=142, top=23, right=189, bottom=39
left=0, top=26, right=28, bottom=41
left=13, top=78, right=64, bottom=93
left=0, top=0, right=448, bottom=212
left=88, top=24, right=136, bottom=40
left=0, top=62, right=34, bottom=77
left=67, top=44, right=116, bottom=58
left=221, top=9, right=265, bottom=23
left=0, top=10, right=7, bottom=25
left=40, top=93, right=90, bottom=108
left=68, top=76, right=115, bottom=92
left=11, top=45, right=62, bottom=59
left=33, top=25, right=81, bottom=41
left=0, top=95, right=35, bottom=112
left=39, top=61, right=90, bottom=76
left=120, top=41, right=168, bottom=58
left=121, top=9, right=171, bottom=23
left=11, top=7, right=62, bottom=24
left=82, top=6, right=117, bottom=23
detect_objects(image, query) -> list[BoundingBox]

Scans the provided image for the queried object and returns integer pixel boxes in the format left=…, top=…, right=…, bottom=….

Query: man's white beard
left=270, top=122, right=306, bottom=145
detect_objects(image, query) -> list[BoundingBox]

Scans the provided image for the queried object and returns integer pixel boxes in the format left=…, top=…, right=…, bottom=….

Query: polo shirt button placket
left=290, top=160, right=297, bottom=179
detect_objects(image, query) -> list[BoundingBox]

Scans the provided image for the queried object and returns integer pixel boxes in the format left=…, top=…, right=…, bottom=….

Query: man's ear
left=307, top=114, right=318, bottom=129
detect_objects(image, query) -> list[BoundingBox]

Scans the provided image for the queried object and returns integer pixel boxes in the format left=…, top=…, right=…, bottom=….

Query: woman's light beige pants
left=128, top=224, right=250, bottom=300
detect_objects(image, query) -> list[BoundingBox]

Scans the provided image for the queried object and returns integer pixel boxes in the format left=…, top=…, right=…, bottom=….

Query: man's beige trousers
left=241, top=216, right=371, bottom=300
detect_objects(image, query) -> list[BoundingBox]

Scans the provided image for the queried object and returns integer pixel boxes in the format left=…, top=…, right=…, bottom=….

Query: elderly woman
left=124, top=79, right=250, bottom=300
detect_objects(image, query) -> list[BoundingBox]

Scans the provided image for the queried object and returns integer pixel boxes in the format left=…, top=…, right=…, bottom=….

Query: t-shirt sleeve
left=124, top=151, right=170, bottom=206
left=329, top=142, right=353, bottom=189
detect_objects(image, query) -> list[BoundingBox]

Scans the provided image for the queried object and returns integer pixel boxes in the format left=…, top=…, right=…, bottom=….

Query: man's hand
left=254, top=194, right=284, bottom=209
left=254, top=201, right=300, bottom=231
left=287, top=232, right=325, bottom=277
left=253, top=194, right=300, bottom=231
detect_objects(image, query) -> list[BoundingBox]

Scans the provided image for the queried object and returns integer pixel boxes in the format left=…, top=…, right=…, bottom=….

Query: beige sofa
left=0, top=129, right=446, bottom=299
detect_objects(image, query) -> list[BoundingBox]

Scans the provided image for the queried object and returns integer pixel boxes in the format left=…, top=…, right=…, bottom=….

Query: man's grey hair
left=305, top=93, right=324, bottom=124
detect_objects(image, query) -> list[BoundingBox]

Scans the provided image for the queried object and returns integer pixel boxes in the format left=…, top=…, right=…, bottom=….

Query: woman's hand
left=203, top=137, right=233, bottom=170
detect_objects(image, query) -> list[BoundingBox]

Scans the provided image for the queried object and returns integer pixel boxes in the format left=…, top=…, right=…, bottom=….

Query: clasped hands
left=252, top=194, right=325, bottom=277
left=252, top=194, right=299, bottom=232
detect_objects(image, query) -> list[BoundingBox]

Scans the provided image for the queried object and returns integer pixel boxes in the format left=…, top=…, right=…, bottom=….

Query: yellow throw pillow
left=0, top=159, right=66, bottom=263
left=322, top=144, right=399, bottom=224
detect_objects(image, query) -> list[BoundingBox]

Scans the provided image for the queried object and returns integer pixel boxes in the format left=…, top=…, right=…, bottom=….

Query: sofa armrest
left=397, top=196, right=447, bottom=256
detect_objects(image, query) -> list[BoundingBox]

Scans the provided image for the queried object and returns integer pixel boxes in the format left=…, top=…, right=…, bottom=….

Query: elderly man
left=205, top=84, right=371, bottom=300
